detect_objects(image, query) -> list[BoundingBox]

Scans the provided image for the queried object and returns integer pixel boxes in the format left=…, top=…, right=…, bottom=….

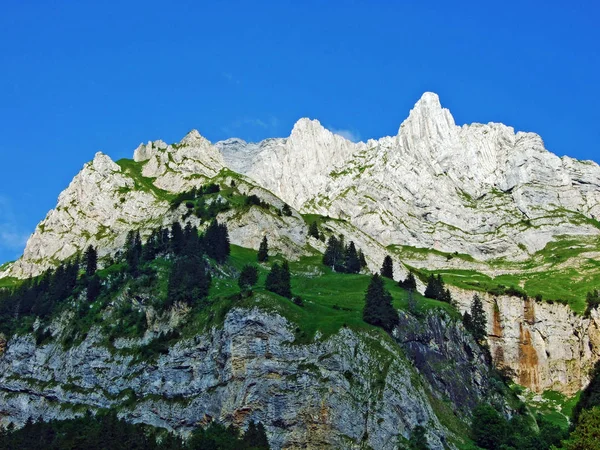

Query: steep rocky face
left=7, top=153, right=174, bottom=278
left=453, top=289, right=600, bottom=395
left=134, top=130, right=225, bottom=192
left=0, top=308, right=500, bottom=449
left=227, top=93, right=600, bottom=262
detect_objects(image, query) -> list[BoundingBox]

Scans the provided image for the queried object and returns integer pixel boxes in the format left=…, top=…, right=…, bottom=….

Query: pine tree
left=358, top=250, right=367, bottom=268
left=442, top=288, right=453, bottom=304
left=363, top=273, right=399, bottom=332
left=424, top=274, right=445, bottom=300
left=470, top=294, right=487, bottom=343
left=170, top=222, right=184, bottom=255
left=258, top=236, right=269, bottom=262
left=265, top=262, right=292, bottom=298
left=84, top=245, right=97, bottom=277
left=281, top=260, right=292, bottom=298
left=462, top=311, right=473, bottom=332
left=282, top=203, right=292, bottom=216
left=205, top=220, right=230, bottom=263
left=86, top=275, right=101, bottom=303
left=167, top=254, right=211, bottom=307
left=308, top=221, right=320, bottom=240
left=323, top=235, right=343, bottom=271
left=401, top=271, right=417, bottom=290
left=407, top=287, right=417, bottom=314
left=238, top=265, right=259, bottom=292
left=125, top=231, right=142, bottom=275
left=345, top=241, right=361, bottom=274
left=243, top=421, right=270, bottom=449
left=380, top=255, right=394, bottom=279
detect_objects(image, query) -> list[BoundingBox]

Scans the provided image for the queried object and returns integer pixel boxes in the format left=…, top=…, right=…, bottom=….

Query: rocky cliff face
left=227, top=92, right=600, bottom=262
left=453, top=289, right=600, bottom=395
left=0, top=308, right=501, bottom=449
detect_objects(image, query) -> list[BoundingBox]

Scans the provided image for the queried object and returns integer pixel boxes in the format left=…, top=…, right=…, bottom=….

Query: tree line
left=0, top=411, right=270, bottom=450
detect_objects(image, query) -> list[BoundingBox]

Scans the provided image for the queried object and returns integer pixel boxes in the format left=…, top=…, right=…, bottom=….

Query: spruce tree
left=170, top=222, right=184, bottom=255
left=243, top=421, right=269, bottom=449
left=470, top=294, right=487, bottom=343
left=86, top=275, right=101, bottom=303
left=308, top=221, right=320, bottom=239
left=358, top=250, right=367, bottom=268
left=345, top=241, right=361, bottom=274
left=205, top=220, right=230, bottom=263
left=258, top=236, right=269, bottom=262
left=380, top=255, right=394, bottom=279
left=238, top=265, right=259, bottom=293
left=363, top=273, right=399, bottom=332
left=323, top=235, right=343, bottom=271
left=167, top=254, right=210, bottom=307
left=84, top=245, right=97, bottom=277
left=424, top=274, right=445, bottom=300
left=401, top=271, right=417, bottom=290
left=265, top=262, right=292, bottom=298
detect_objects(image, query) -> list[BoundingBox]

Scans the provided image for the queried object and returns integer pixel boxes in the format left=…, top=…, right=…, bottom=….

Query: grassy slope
left=206, top=245, right=458, bottom=344
left=395, top=234, right=600, bottom=314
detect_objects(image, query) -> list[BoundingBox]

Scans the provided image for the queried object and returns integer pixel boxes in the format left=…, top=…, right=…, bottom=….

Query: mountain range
left=1, top=92, right=600, bottom=449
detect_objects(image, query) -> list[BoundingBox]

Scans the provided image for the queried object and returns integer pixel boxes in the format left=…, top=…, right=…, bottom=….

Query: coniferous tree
left=345, top=241, right=361, bottom=274
left=462, top=311, right=473, bottom=332
left=358, top=250, right=367, bottom=269
left=363, top=273, right=399, bottom=332
left=424, top=274, right=437, bottom=299
left=205, top=219, right=230, bottom=263
left=265, top=262, right=292, bottom=298
left=258, top=236, right=269, bottom=262
left=242, top=421, right=270, bottom=449
left=281, top=203, right=292, bottom=216
left=238, top=265, right=259, bottom=293
left=424, top=274, right=446, bottom=300
left=281, top=260, right=292, bottom=298
left=170, top=222, right=184, bottom=255
left=407, top=287, right=417, bottom=314
left=125, top=230, right=142, bottom=275
left=84, top=245, right=97, bottom=277
left=380, top=255, right=394, bottom=279
left=86, top=275, right=101, bottom=303
left=401, top=271, right=417, bottom=290
left=167, top=254, right=211, bottom=307
left=323, top=235, right=344, bottom=272
left=308, top=221, right=320, bottom=240
left=470, top=294, right=487, bottom=343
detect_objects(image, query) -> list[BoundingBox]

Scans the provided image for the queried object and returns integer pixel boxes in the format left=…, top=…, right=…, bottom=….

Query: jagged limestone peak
left=180, top=129, right=211, bottom=147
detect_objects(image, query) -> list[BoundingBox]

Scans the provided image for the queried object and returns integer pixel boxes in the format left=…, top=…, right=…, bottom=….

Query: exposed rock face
left=0, top=308, right=500, bottom=449
left=453, top=289, right=600, bottom=395
left=134, top=131, right=225, bottom=192
left=224, top=92, right=600, bottom=262
left=9, top=153, right=174, bottom=278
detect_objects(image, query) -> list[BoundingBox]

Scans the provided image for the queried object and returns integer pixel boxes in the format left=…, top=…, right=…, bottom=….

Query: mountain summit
left=5, top=92, right=600, bottom=281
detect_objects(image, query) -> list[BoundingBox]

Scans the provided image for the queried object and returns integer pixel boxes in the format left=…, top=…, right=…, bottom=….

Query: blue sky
left=0, top=1, right=599, bottom=264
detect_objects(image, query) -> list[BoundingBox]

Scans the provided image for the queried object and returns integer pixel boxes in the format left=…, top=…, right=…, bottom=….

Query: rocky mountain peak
left=398, top=91, right=457, bottom=140
left=289, top=118, right=330, bottom=141
left=180, top=129, right=210, bottom=146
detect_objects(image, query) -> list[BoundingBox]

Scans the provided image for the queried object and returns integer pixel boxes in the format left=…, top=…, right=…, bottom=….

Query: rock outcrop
left=453, top=289, right=600, bottom=395
left=224, top=92, right=600, bottom=262
left=0, top=308, right=501, bottom=449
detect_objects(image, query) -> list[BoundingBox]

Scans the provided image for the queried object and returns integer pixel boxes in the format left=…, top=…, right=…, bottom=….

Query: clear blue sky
left=0, top=0, right=599, bottom=264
